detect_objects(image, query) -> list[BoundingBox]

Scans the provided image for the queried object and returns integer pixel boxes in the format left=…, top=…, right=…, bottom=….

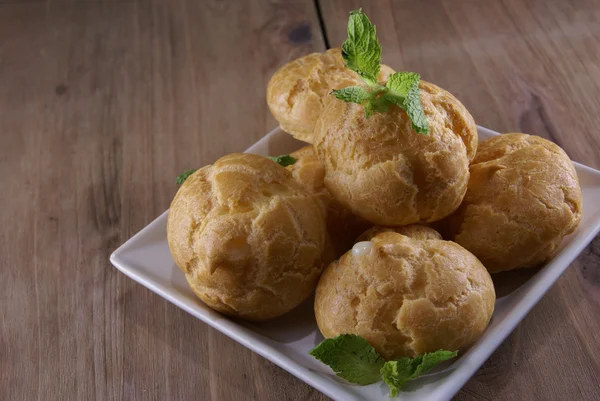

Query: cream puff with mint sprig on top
left=313, top=10, right=477, bottom=226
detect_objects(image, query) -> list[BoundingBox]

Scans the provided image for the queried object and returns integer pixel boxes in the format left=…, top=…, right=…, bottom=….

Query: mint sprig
left=310, top=334, right=385, bottom=385
left=383, top=72, right=429, bottom=134
left=310, top=334, right=457, bottom=397
left=268, top=154, right=297, bottom=167
left=381, top=350, right=458, bottom=397
left=176, top=169, right=197, bottom=185
left=333, top=9, right=429, bottom=134
left=331, top=86, right=373, bottom=104
left=341, top=9, right=381, bottom=86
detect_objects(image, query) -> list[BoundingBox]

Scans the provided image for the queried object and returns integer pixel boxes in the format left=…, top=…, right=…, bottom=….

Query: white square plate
left=110, top=126, right=600, bottom=401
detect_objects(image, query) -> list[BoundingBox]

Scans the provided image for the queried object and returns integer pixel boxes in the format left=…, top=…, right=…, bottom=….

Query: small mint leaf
left=310, top=334, right=385, bottom=385
left=268, top=155, right=297, bottom=167
left=381, top=350, right=458, bottom=396
left=341, top=9, right=381, bottom=85
left=176, top=169, right=197, bottom=185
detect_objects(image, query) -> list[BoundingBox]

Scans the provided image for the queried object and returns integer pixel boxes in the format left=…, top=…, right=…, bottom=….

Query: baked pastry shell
left=315, top=230, right=495, bottom=359
left=167, top=153, right=327, bottom=321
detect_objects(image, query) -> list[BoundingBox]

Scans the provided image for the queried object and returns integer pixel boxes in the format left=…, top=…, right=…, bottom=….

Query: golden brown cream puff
left=313, top=81, right=477, bottom=226
left=287, top=146, right=371, bottom=262
left=167, top=153, right=327, bottom=321
left=314, top=229, right=495, bottom=360
left=447, top=133, right=582, bottom=273
left=267, top=48, right=394, bottom=143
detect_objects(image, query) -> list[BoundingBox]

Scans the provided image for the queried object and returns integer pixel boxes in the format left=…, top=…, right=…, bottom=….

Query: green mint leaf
left=363, top=95, right=391, bottom=117
left=381, top=350, right=458, bottom=396
left=332, top=86, right=389, bottom=118
left=176, top=169, right=197, bottom=185
left=331, top=86, right=373, bottom=104
left=268, top=155, right=297, bottom=167
left=310, top=334, right=385, bottom=385
left=333, top=10, right=430, bottom=131
left=385, top=72, right=419, bottom=97
left=384, top=72, right=429, bottom=134
left=341, top=9, right=381, bottom=86
left=404, top=82, right=429, bottom=134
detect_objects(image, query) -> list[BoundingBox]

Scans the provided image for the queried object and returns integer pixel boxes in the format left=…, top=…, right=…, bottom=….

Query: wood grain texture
left=1, top=0, right=599, bottom=400
left=0, top=1, right=328, bottom=400
left=318, top=1, right=600, bottom=400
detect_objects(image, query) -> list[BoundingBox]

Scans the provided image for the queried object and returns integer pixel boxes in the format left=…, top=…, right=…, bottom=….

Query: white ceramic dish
left=110, top=126, right=600, bottom=401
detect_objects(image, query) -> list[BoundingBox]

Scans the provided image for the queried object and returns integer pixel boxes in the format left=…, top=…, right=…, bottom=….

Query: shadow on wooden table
left=492, top=267, right=542, bottom=298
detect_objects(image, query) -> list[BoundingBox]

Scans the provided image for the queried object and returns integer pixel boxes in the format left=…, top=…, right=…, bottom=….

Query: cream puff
left=287, top=146, right=370, bottom=262
left=313, top=81, right=477, bottom=226
left=314, top=229, right=495, bottom=360
left=267, top=48, right=394, bottom=143
left=447, top=133, right=582, bottom=273
left=167, top=153, right=326, bottom=321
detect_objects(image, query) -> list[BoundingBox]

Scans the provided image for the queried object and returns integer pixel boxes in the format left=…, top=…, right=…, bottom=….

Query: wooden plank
left=318, top=1, right=600, bottom=400
left=0, top=0, right=329, bottom=400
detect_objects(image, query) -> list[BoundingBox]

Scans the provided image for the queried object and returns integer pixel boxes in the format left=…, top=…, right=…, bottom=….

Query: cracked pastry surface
left=267, top=48, right=394, bottom=143
left=287, top=146, right=370, bottom=262
left=314, top=229, right=495, bottom=360
left=167, top=153, right=326, bottom=321
left=356, top=225, right=442, bottom=242
left=447, top=133, right=582, bottom=273
left=313, top=81, right=476, bottom=226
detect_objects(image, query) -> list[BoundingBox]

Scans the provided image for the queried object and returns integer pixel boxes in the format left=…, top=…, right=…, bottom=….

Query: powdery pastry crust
left=167, top=153, right=326, bottom=321
left=314, top=229, right=495, bottom=360
left=313, top=81, right=477, bottom=226
left=267, top=48, right=394, bottom=143
left=450, top=133, right=582, bottom=273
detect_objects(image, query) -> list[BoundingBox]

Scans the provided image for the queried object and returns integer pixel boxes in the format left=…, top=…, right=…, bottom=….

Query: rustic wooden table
left=1, top=0, right=599, bottom=400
